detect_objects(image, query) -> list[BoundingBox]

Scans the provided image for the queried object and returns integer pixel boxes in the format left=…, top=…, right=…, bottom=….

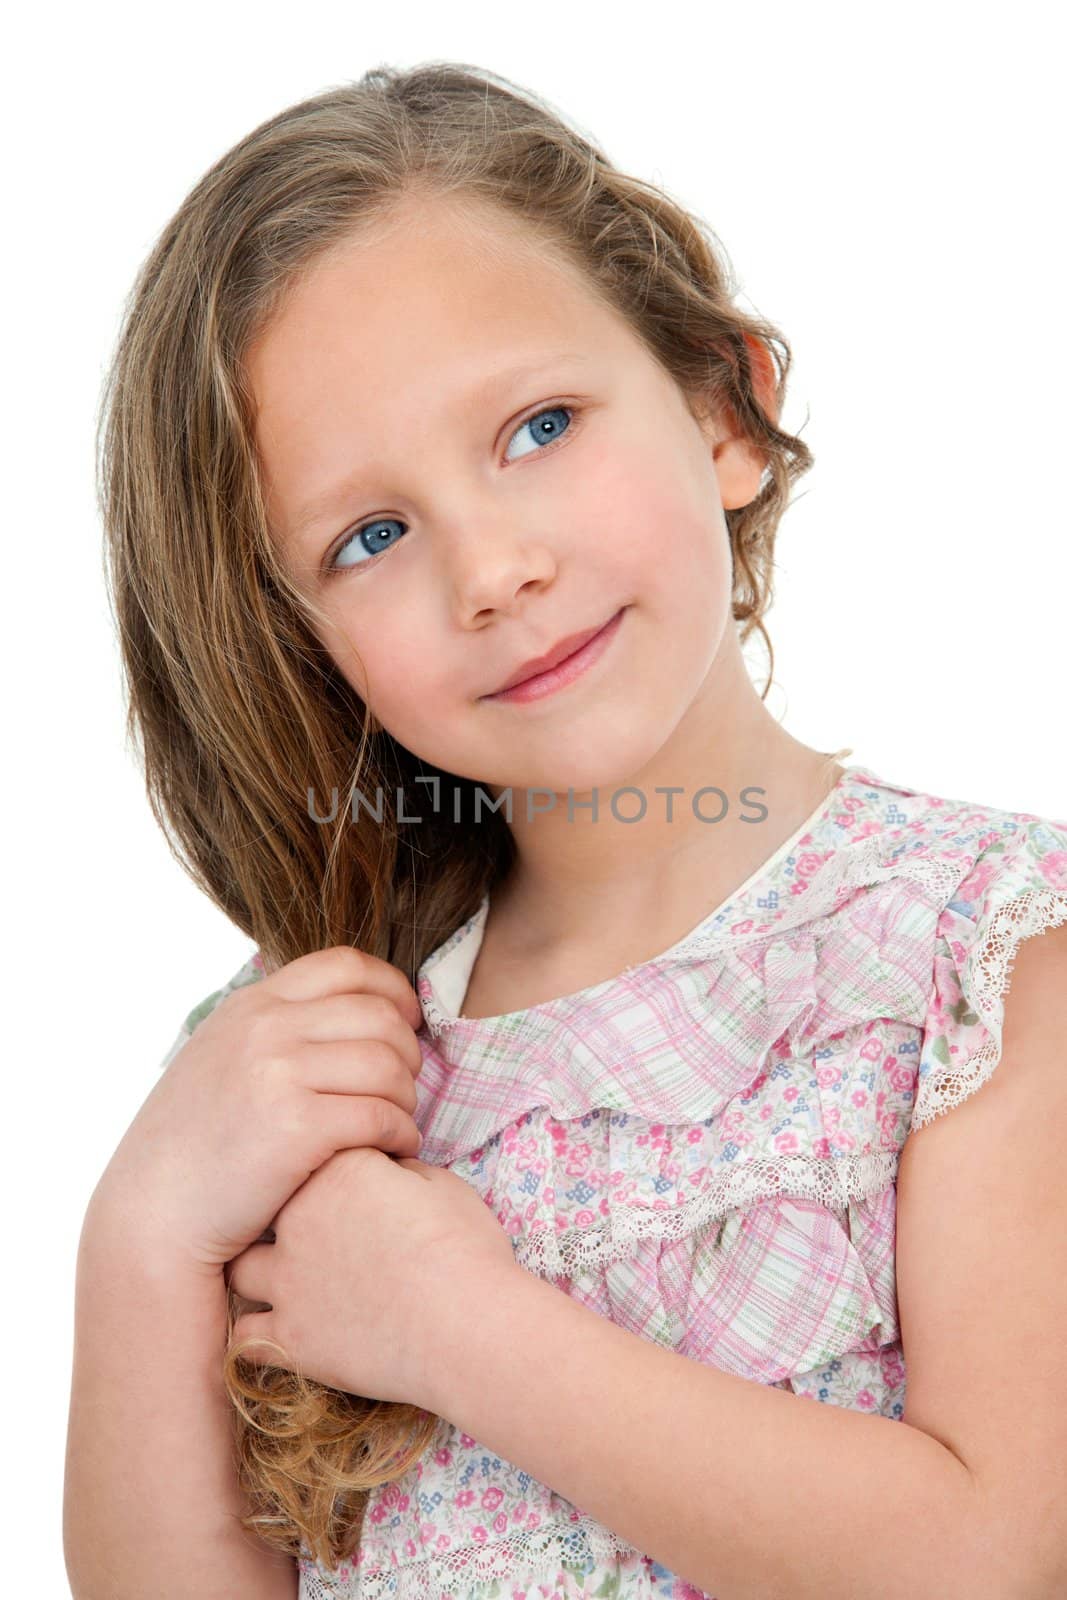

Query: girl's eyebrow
left=286, top=350, right=593, bottom=545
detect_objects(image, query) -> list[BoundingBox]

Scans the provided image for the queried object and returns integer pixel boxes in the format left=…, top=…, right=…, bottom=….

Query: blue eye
left=502, top=403, right=573, bottom=463
left=327, top=404, right=576, bottom=574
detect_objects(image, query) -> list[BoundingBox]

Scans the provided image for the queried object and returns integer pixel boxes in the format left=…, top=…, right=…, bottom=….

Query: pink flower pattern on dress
left=161, top=765, right=1067, bottom=1599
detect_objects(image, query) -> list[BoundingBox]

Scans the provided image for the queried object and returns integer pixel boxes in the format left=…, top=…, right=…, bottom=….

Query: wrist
left=82, top=1179, right=225, bottom=1293
left=416, top=1262, right=541, bottom=1420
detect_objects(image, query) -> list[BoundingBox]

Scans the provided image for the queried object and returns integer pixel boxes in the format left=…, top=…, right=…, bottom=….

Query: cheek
left=314, top=613, right=371, bottom=699
left=316, top=609, right=420, bottom=717
left=582, top=446, right=727, bottom=598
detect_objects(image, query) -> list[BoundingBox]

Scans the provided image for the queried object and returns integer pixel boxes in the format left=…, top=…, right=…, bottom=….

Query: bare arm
left=423, top=1265, right=1012, bottom=1600
left=63, top=1183, right=298, bottom=1600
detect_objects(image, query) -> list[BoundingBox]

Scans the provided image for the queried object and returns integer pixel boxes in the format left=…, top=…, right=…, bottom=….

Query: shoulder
left=894, top=911, right=1067, bottom=1584
left=858, top=776, right=1067, bottom=921
left=911, top=796, right=1067, bottom=1131
left=157, top=947, right=267, bottom=1073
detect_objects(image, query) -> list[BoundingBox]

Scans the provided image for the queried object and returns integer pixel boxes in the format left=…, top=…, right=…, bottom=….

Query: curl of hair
left=98, top=59, right=815, bottom=1571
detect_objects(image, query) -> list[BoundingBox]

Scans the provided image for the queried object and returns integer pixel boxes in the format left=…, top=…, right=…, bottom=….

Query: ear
left=707, top=332, right=780, bottom=511
left=742, top=333, right=779, bottom=425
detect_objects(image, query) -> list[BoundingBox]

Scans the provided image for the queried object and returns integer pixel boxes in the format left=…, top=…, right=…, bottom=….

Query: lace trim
left=509, top=1150, right=899, bottom=1278
left=912, top=886, right=1067, bottom=1132
left=299, top=1504, right=656, bottom=1600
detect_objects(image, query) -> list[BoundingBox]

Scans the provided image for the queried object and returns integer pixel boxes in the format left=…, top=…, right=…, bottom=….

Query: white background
left=5, top=2, right=1063, bottom=1590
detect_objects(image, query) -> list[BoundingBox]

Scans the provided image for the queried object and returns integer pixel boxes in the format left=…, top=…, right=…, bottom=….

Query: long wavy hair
left=98, top=60, right=816, bottom=1570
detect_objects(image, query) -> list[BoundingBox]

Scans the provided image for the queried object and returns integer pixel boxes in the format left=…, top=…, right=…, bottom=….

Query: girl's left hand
left=225, top=1145, right=519, bottom=1410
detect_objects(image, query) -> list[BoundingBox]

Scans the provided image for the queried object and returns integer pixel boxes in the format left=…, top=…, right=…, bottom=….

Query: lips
left=485, top=614, right=619, bottom=696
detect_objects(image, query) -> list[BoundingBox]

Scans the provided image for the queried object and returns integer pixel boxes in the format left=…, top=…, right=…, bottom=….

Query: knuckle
left=394, top=1063, right=419, bottom=1112
left=382, top=1049, right=415, bottom=1085
left=272, top=1094, right=311, bottom=1145
left=368, top=1097, right=396, bottom=1144
left=336, top=944, right=373, bottom=980
left=363, top=1041, right=416, bottom=1111
left=241, top=1046, right=300, bottom=1118
left=245, top=1046, right=290, bottom=1100
left=360, top=1037, right=397, bottom=1078
left=365, top=992, right=397, bottom=1027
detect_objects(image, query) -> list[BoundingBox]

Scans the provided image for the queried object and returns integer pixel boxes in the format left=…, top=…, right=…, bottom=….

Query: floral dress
left=160, top=763, right=1067, bottom=1599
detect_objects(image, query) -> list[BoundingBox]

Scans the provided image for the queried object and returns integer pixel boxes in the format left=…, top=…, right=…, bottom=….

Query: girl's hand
left=224, top=1145, right=520, bottom=1409
left=93, top=948, right=427, bottom=1276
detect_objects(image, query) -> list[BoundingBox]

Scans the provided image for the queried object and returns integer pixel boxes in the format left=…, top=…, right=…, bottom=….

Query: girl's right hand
left=91, top=947, right=428, bottom=1275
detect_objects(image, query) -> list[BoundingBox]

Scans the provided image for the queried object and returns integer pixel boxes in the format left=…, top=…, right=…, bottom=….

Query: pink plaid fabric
left=165, top=764, right=1067, bottom=1599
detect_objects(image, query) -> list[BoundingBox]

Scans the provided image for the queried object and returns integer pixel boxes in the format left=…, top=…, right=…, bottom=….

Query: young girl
left=66, top=60, right=1067, bottom=1600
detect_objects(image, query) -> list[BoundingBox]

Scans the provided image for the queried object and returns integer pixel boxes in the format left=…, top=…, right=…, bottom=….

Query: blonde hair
left=99, top=60, right=816, bottom=1570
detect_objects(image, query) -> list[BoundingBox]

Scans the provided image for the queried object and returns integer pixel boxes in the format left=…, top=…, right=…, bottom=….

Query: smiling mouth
left=479, top=607, right=627, bottom=705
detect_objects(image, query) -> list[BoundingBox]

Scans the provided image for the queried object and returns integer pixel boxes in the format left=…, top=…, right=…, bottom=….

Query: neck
left=483, top=627, right=851, bottom=956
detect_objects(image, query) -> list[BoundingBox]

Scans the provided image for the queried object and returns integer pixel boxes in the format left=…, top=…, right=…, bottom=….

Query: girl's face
left=249, top=193, right=762, bottom=796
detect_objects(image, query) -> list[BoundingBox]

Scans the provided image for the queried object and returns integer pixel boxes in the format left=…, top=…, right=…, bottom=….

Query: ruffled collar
left=418, top=763, right=894, bottom=1035
left=409, top=763, right=975, bottom=1164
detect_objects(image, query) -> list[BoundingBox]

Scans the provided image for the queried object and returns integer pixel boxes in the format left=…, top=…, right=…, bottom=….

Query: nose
left=441, top=511, right=559, bottom=626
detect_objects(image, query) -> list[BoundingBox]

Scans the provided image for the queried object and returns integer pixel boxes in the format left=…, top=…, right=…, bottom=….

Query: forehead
left=248, top=195, right=613, bottom=411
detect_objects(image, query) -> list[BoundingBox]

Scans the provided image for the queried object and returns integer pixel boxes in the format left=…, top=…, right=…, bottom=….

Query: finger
left=306, top=1092, right=423, bottom=1158
left=283, top=994, right=423, bottom=1077
left=264, top=946, right=424, bottom=1032
left=229, top=1310, right=285, bottom=1367
left=225, top=1240, right=274, bottom=1304
left=289, top=1038, right=419, bottom=1111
